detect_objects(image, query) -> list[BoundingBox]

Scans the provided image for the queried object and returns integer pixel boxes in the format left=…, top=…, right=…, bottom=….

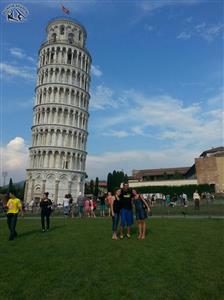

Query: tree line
left=107, top=170, right=128, bottom=192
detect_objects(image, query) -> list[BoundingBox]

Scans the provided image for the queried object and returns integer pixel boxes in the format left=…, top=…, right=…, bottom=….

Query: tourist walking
left=182, top=193, right=188, bottom=207
left=120, top=183, right=134, bottom=239
left=63, top=194, right=70, bottom=217
left=133, top=190, right=150, bottom=239
left=68, top=194, right=74, bottom=218
left=93, top=198, right=97, bottom=215
left=40, top=192, right=52, bottom=232
left=193, top=190, right=200, bottom=210
left=89, top=197, right=96, bottom=218
left=77, top=192, right=84, bottom=218
left=6, top=193, right=22, bottom=240
left=165, top=194, right=171, bottom=207
left=99, top=194, right=106, bottom=217
left=110, top=189, right=121, bottom=240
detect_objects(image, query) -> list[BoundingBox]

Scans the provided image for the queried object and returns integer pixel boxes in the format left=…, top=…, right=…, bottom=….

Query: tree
left=173, top=171, right=183, bottom=180
left=8, top=178, right=14, bottom=194
left=106, top=170, right=129, bottom=192
left=84, top=182, right=91, bottom=194
left=123, top=173, right=129, bottom=183
left=112, top=170, right=118, bottom=191
left=162, top=172, right=169, bottom=180
left=94, top=177, right=99, bottom=197
left=90, top=179, right=95, bottom=194
left=107, top=173, right=113, bottom=192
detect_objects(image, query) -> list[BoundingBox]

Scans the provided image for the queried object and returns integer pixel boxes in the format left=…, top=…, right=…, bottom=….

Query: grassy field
left=0, top=217, right=223, bottom=300
left=150, top=203, right=224, bottom=216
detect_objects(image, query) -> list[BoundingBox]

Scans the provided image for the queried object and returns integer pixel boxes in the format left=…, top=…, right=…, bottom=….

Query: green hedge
left=134, top=184, right=215, bottom=198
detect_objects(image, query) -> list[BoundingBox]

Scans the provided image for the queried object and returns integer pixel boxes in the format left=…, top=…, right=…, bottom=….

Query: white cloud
left=178, top=22, right=224, bottom=42
left=10, top=48, right=25, bottom=59
left=177, top=32, right=192, bottom=40
left=103, top=130, right=130, bottom=138
left=131, top=126, right=146, bottom=136
left=90, top=85, right=125, bottom=110
left=207, top=92, right=224, bottom=106
left=198, top=23, right=224, bottom=42
left=86, top=147, right=200, bottom=179
left=93, top=89, right=223, bottom=149
left=0, top=62, right=35, bottom=80
left=10, top=47, right=35, bottom=63
left=195, top=22, right=206, bottom=31
left=91, top=65, right=103, bottom=77
left=1, top=137, right=29, bottom=185
left=140, top=0, right=199, bottom=12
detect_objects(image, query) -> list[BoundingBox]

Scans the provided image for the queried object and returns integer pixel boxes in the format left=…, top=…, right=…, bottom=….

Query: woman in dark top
left=40, top=192, right=52, bottom=232
left=133, top=190, right=150, bottom=239
left=110, top=189, right=121, bottom=240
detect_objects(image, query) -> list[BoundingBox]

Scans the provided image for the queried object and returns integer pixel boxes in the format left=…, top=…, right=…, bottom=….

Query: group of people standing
left=5, top=185, right=205, bottom=241
left=77, top=192, right=97, bottom=218
left=108, top=183, right=151, bottom=240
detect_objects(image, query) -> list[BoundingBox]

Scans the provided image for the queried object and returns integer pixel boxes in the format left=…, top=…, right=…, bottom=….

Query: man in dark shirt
left=120, top=183, right=134, bottom=239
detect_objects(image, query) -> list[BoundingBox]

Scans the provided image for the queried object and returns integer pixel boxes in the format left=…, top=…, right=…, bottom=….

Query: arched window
left=60, top=25, right=65, bottom=35
left=51, top=33, right=57, bottom=42
left=67, top=49, right=72, bottom=64
left=68, top=33, right=74, bottom=44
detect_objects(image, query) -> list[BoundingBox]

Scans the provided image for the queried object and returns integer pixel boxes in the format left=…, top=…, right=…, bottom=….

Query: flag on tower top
left=61, top=4, right=70, bottom=14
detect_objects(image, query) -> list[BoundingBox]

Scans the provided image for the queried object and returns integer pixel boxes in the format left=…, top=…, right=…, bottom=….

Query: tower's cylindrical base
left=25, top=169, right=85, bottom=204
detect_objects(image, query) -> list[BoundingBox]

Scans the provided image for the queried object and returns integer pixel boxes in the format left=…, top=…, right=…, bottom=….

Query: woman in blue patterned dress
left=133, top=190, right=151, bottom=239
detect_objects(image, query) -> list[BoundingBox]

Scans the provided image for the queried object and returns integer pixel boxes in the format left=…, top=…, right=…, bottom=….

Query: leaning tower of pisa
left=24, top=18, right=91, bottom=204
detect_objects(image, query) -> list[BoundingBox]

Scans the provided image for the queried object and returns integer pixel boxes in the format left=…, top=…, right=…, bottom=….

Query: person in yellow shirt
left=6, top=193, right=22, bottom=240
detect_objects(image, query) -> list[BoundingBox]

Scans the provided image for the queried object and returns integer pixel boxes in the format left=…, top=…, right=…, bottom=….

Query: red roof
left=99, top=181, right=107, bottom=187
left=132, top=167, right=191, bottom=178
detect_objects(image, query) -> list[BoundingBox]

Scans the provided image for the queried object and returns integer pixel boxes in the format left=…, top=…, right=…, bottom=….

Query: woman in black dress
left=40, top=192, right=52, bottom=232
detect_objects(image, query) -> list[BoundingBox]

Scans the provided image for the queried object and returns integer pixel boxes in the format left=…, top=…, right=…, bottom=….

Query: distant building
left=98, top=181, right=107, bottom=194
left=130, top=147, right=224, bottom=193
left=195, top=147, right=224, bottom=193
left=131, top=166, right=195, bottom=181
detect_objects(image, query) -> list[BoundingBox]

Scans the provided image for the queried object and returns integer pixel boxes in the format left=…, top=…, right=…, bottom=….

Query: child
left=110, top=189, right=121, bottom=240
left=133, top=190, right=150, bottom=239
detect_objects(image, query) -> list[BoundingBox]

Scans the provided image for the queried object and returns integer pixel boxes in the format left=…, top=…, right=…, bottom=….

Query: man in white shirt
left=182, top=193, right=188, bottom=207
left=63, top=194, right=70, bottom=216
left=193, top=190, right=200, bottom=210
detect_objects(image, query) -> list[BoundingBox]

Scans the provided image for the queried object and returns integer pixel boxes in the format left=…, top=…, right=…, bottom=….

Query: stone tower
left=24, top=18, right=91, bottom=204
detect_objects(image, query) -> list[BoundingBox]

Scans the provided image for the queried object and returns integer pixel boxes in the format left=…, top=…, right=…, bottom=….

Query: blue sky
left=0, top=0, right=223, bottom=183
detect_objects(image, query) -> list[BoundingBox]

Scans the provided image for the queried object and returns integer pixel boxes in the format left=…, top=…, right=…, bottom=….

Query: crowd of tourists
left=2, top=187, right=213, bottom=241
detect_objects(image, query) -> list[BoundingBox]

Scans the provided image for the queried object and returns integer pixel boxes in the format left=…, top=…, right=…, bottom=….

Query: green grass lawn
left=0, top=217, right=223, bottom=300
left=151, top=203, right=224, bottom=216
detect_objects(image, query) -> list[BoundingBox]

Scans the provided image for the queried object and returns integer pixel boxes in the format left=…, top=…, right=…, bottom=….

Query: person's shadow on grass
left=18, top=225, right=65, bottom=238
